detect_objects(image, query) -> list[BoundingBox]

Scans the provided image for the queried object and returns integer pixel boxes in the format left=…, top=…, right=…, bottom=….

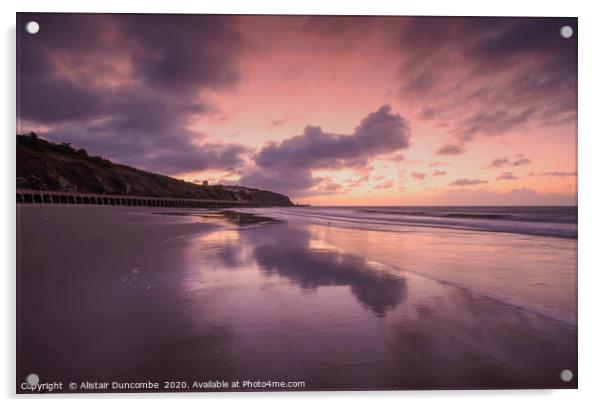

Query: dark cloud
left=488, top=157, right=510, bottom=168
left=466, top=18, right=576, bottom=72
left=496, top=172, right=519, bottom=181
left=18, top=75, right=108, bottom=124
left=17, top=13, right=247, bottom=175
left=396, top=17, right=577, bottom=150
left=436, top=144, right=465, bottom=155
left=237, top=168, right=319, bottom=197
left=255, top=105, right=410, bottom=170
left=450, top=178, right=488, bottom=186
left=239, top=106, right=411, bottom=197
left=401, top=70, right=435, bottom=94
left=411, top=172, right=426, bottom=180
left=432, top=170, right=447, bottom=176
left=141, top=144, right=251, bottom=174
left=44, top=122, right=251, bottom=175
left=122, top=14, right=243, bottom=92
left=512, top=157, right=532, bottom=166
left=486, top=155, right=532, bottom=169
left=454, top=108, right=536, bottom=142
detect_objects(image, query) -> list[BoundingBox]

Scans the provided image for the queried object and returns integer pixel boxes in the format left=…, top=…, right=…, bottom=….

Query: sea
left=252, top=205, right=577, bottom=239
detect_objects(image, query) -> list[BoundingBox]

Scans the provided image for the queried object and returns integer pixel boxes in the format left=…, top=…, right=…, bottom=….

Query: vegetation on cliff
left=16, top=133, right=293, bottom=206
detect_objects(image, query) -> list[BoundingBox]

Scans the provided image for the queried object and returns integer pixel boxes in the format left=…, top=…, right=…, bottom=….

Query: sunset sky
left=17, top=14, right=577, bottom=205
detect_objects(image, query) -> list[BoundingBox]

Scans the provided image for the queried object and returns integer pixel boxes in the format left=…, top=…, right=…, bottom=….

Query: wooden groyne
left=16, top=189, right=262, bottom=208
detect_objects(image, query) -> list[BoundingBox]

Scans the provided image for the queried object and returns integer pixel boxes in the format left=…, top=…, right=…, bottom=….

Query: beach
left=17, top=205, right=577, bottom=391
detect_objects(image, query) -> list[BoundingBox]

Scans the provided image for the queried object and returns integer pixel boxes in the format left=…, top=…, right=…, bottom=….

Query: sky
left=17, top=14, right=577, bottom=205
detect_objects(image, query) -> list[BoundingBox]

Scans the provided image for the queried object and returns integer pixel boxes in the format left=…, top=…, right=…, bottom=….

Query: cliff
left=16, top=133, right=293, bottom=206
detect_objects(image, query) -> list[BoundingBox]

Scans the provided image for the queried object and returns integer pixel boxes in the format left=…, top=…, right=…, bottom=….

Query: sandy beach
left=17, top=205, right=577, bottom=391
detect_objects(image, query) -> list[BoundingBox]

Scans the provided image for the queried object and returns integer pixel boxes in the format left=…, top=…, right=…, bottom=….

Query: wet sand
left=17, top=205, right=577, bottom=392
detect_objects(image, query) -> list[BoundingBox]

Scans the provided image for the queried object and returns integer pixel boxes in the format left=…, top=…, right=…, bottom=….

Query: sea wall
left=16, top=189, right=261, bottom=208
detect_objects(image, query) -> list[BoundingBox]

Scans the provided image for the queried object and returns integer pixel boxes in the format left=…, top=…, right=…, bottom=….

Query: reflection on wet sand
left=17, top=207, right=577, bottom=391
left=181, top=212, right=576, bottom=389
left=251, top=226, right=407, bottom=317
left=192, top=220, right=407, bottom=317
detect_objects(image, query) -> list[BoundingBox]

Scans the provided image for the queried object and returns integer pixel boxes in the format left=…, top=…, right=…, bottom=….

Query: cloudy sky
left=17, top=13, right=577, bottom=205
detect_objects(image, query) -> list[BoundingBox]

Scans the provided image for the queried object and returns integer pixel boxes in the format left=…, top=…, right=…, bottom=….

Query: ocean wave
left=356, top=206, right=577, bottom=224
left=251, top=206, right=578, bottom=239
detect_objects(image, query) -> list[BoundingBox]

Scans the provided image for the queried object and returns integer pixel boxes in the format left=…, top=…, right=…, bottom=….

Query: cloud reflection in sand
left=194, top=222, right=407, bottom=317
left=177, top=212, right=576, bottom=389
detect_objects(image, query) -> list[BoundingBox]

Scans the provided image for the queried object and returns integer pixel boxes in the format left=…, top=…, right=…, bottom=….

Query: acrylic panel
left=16, top=13, right=577, bottom=393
